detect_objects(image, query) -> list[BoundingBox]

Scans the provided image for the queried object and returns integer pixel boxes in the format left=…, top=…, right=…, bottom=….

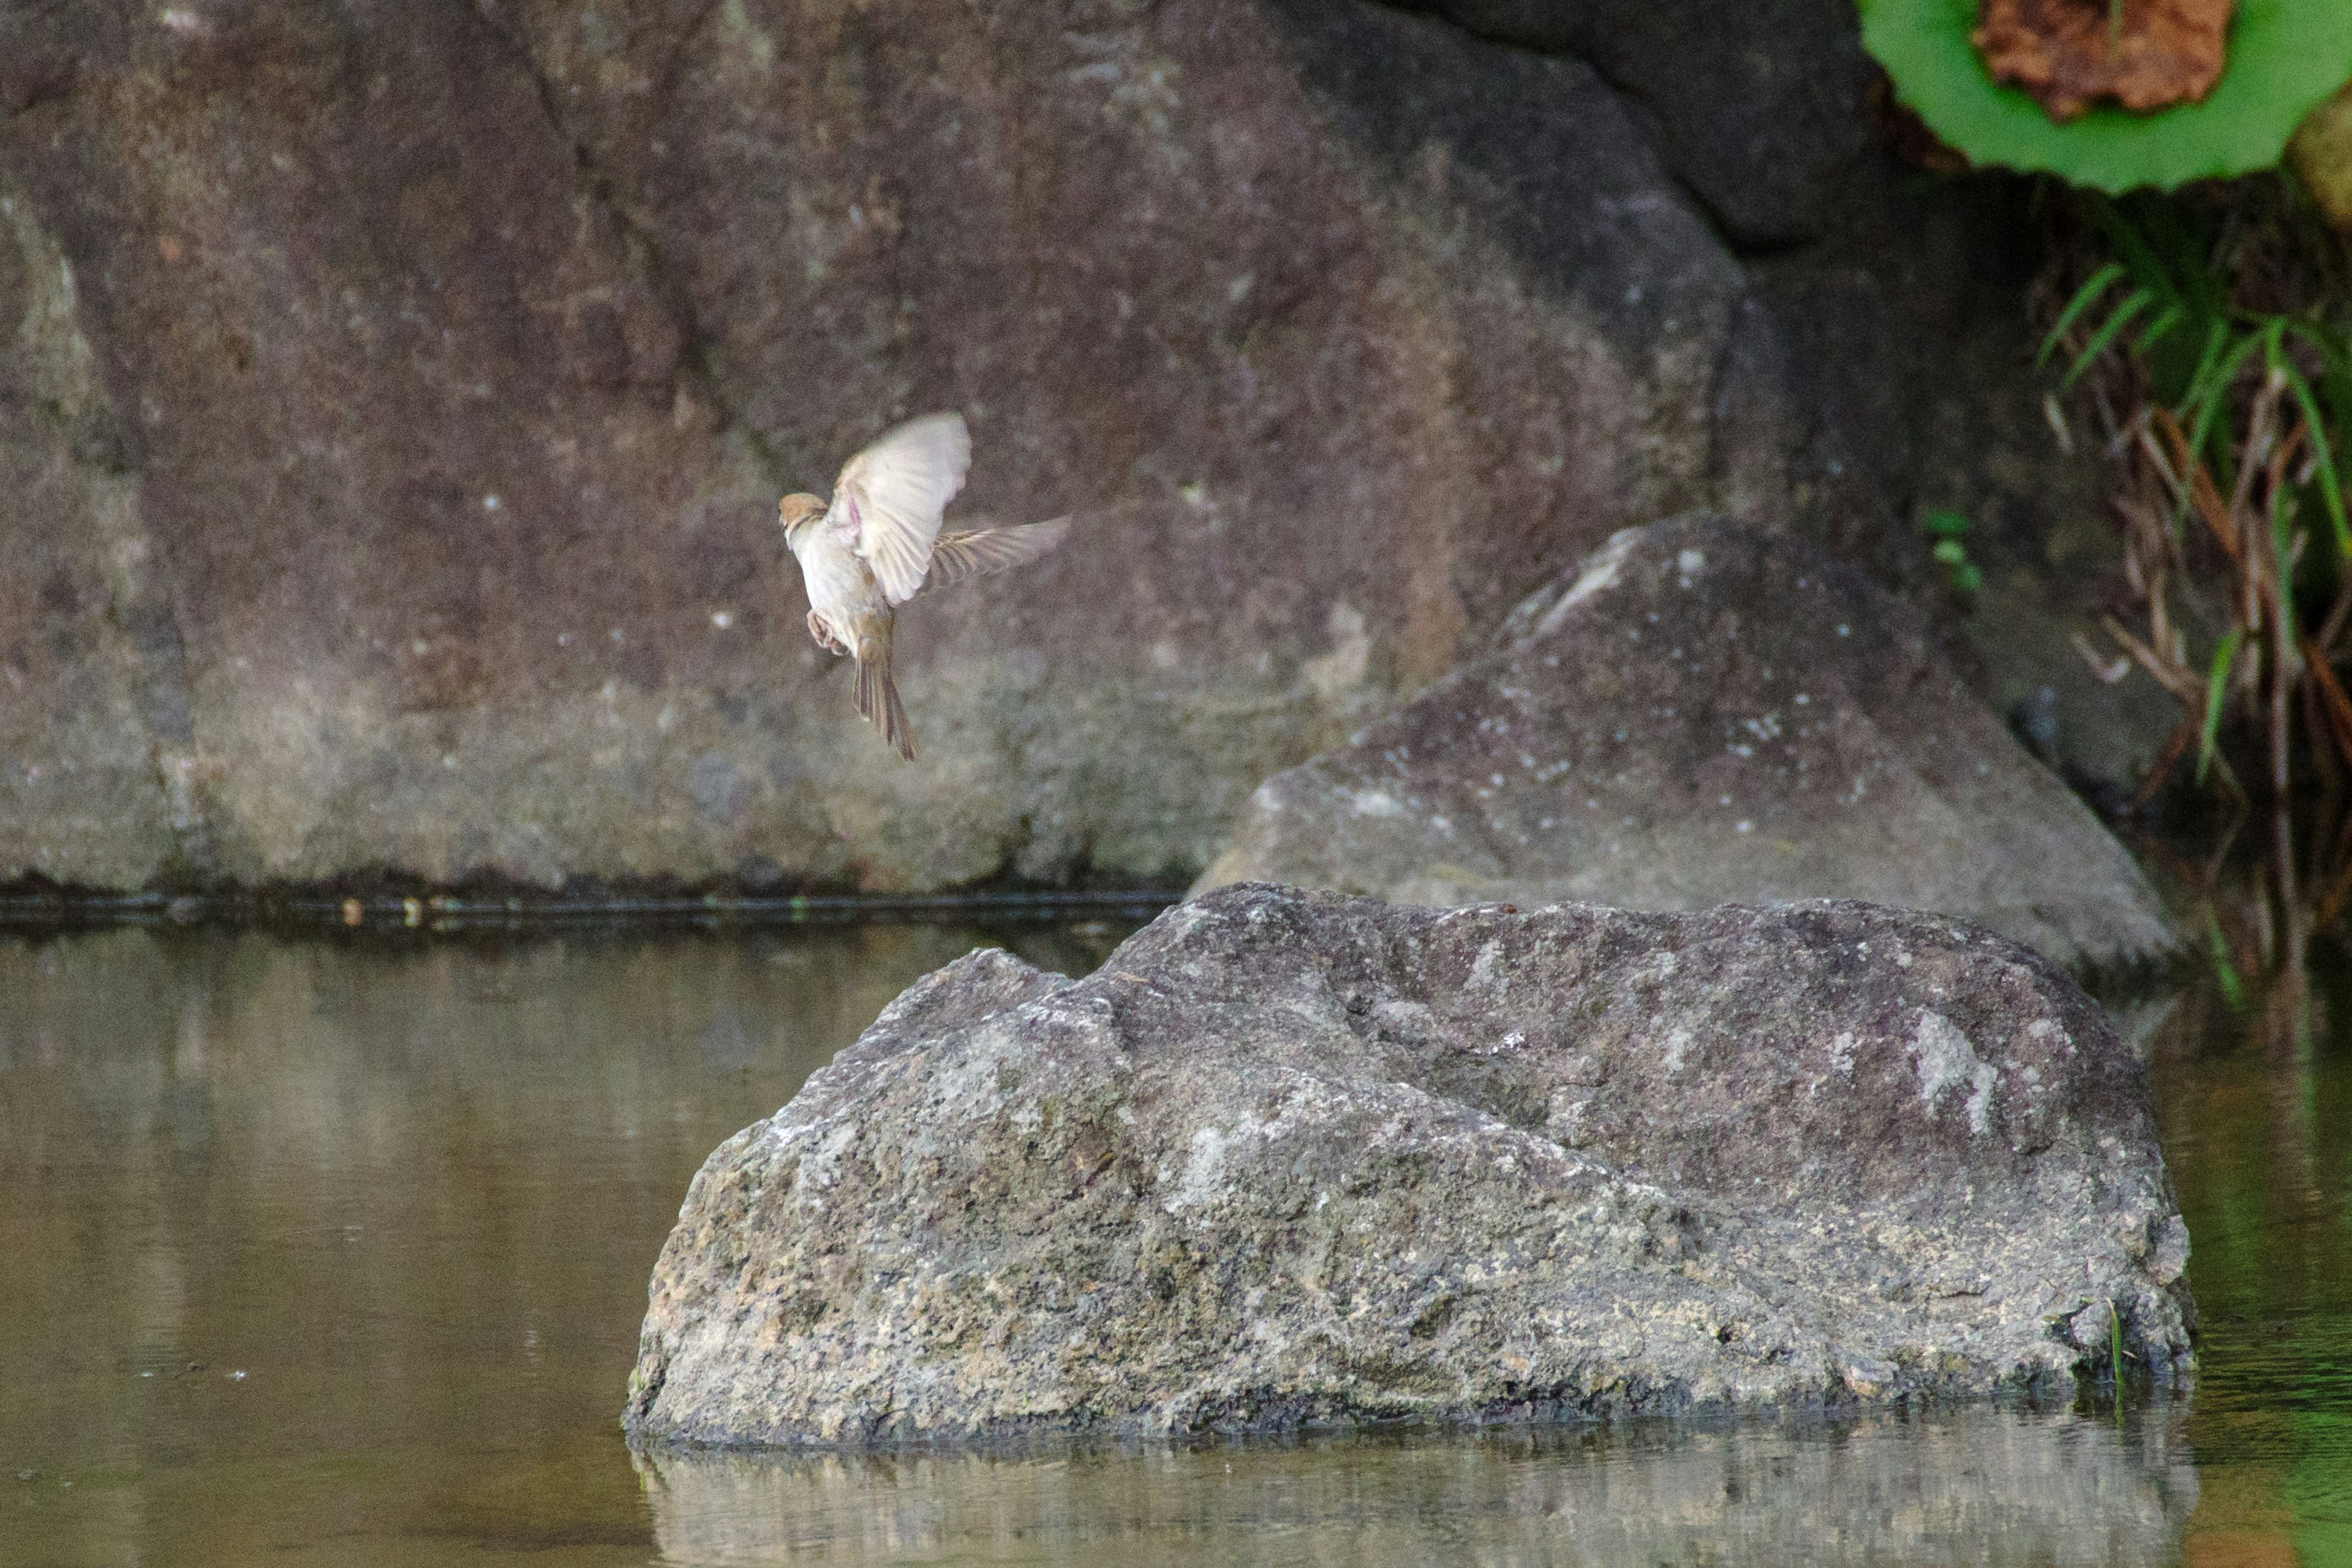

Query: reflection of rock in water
left=639, top=1410, right=2196, bottom=1567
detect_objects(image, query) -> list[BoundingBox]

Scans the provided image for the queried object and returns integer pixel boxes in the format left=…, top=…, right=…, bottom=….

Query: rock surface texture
left=0, top=0, right=2140, bottom=894
left=1198, top=515, right=2177, bottom=971
left=625, top=884, right=2194, bottom=1447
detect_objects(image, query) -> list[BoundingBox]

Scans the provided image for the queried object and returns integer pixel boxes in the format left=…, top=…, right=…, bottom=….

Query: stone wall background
left=0, top=0, right=2145, bottom=894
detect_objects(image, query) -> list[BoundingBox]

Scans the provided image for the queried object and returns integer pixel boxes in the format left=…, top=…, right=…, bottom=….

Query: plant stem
left=2109, top=1300, right=2127, bottom=1418
left=2274, top=628, right=2301, bottom=967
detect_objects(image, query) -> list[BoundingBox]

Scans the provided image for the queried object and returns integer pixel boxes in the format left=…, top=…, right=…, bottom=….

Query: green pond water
left=1, top=919, right=2346, bottom=1567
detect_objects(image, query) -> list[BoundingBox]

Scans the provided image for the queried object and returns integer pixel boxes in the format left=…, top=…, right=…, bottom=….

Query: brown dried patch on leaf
left=1973, top=0, right=2234, bottom=122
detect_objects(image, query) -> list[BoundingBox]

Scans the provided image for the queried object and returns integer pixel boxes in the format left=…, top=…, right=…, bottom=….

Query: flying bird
left=779, top=412, right=1069, bottom=760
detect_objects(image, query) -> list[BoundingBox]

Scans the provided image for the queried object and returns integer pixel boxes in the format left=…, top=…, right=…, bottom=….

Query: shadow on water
left=1, top=916, right=2346, bottom=1566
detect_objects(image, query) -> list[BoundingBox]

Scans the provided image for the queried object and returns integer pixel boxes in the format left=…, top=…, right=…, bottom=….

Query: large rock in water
left=1198, top=515, right=2177, bottom=972
left=625, top=883, right=2193, bottom=1447
left=0, top=0, right=2141, bottom=895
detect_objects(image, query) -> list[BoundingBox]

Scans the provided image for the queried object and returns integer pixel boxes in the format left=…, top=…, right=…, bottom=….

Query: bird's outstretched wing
left=827, top=412, right=972, bottom=604
left=919, top=517, right=1072, bottom=595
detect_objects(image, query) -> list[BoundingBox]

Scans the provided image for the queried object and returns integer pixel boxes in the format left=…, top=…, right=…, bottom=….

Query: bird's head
left=778, top=493, right=827, bottom=538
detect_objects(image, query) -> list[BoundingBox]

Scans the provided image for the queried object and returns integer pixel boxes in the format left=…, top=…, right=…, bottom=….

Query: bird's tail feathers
left=853, top=649, right=918, bottom=762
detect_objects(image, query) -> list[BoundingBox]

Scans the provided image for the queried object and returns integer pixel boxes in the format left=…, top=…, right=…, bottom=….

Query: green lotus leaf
left=1859, top=0, right=2352, bottom=191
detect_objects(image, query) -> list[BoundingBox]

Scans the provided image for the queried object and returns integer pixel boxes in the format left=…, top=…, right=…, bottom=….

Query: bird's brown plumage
left=778, top=414, right=1070, bottom=761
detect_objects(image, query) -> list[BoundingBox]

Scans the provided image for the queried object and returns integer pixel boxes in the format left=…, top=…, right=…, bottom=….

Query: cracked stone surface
left=1197, top=514, right=2179, bottom=973
left=624, top=883, right=2193, bottom=1447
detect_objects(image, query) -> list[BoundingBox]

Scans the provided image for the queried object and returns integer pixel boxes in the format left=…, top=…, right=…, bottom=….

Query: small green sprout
left=2206, top=912, right=2247, bottom=1013
left=1922, top=508, right=1983, bottom=595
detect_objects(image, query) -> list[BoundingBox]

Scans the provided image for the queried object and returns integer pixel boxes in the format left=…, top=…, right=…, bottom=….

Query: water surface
left=1, top=922, right=2345, bottom=1565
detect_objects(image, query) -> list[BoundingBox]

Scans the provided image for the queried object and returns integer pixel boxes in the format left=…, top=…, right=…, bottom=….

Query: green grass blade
left=2182, top=317, right=2230, bottom=400
left=2282, top=318, right=2352, bottom=375
left=2167, top=320, right=2234, bottom=529
left=2197, top=628, right=2242, bottom=787
left=2135, top=301, right=2184, bottom=353
left=2186, top=330, right=2266, bottom=469
left=2276, top=322, right=2352, bottom=560
left=2040, top=262, right=2127, bottom=368
left=2062, top=288, right=2156, bottom=390
left=2089, top=200, right=2179, bottom=303
left=2323, top=350, right=2352, bottom=454
left=2304, top=325, right=2352, bottom=506
left=2206, top=911, right=2247, bottom=1012
left=2281, top=361, right=2349, bottom=562
left=2133, top=196, right=2224, bottom=316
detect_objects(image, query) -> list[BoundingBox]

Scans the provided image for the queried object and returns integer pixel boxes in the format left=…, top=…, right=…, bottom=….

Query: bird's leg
left=807, top=609, right=848, bottom=655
